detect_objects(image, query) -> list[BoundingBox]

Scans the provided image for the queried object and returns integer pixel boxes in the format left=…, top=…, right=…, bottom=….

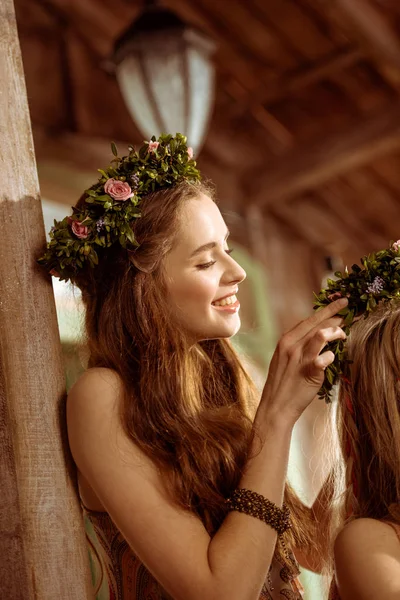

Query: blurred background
left=14, top=0, right=400, bottom=596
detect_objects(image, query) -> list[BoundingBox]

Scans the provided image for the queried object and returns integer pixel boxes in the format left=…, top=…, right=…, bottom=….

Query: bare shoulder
left=67, top=367, right=125, bottom=429
left=68, top=367, right=123, bottom=409
left=335, top=517, right=400, bottom=551
left=334, top=518, right=400, bottom=600
left=66, top=367, right=130, bottom=467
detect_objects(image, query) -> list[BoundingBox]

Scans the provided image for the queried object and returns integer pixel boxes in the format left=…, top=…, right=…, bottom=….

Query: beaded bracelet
left=226, top=488, right=292, bottom=535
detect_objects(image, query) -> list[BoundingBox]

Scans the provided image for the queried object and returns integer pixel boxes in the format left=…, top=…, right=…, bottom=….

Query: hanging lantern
left=111, top=2, right=216, bottom=155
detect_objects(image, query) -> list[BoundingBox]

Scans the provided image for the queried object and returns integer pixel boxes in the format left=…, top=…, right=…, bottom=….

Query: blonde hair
left=323, top=301, right=400, bottom=574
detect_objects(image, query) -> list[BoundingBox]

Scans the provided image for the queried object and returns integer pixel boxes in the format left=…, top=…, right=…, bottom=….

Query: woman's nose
left=226, top=258, right=246, bottom=285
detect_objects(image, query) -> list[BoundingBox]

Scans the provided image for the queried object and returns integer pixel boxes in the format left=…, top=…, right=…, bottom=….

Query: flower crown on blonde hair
left=314, top=240, right=400, bottom=403
left=38, top=133, right=201, bottom=282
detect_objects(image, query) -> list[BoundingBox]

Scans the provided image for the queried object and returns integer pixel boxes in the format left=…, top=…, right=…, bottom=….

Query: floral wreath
left=314, top=240, right=400, bottom=403
left=38, top=133, right=201, bottom=282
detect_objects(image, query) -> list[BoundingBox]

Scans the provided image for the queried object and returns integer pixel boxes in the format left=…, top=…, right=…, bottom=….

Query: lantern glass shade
left=115, top=26, right=215, bottom=155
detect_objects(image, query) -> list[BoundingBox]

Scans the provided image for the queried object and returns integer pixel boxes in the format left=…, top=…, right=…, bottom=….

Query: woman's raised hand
left=262, top=297, right=347, bottom=425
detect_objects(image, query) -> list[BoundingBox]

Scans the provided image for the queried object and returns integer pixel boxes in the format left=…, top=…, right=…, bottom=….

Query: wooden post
left=0, top=2, right=92, bottom=598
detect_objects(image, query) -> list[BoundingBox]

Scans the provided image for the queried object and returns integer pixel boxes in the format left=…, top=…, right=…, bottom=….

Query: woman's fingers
left=300, top=316, right=344, bottom=344
left=314, top=350, right=335, bottom=370
left=303, top=325, right=346, bottom=363
left=281, top=298, right=347, bottom=348
left=263, top=298, right=348, bottom=403
left=301, top=326, right=346, bottom=385
left=268, top=313, right=346, bottom=393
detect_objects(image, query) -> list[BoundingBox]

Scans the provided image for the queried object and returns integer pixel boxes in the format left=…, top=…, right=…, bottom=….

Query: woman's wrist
left=256, top=396, right=297, bottom=433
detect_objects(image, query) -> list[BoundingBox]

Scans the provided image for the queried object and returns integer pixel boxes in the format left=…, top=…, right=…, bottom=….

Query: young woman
left=327, top=301, right=400, bottom=600
left=39, top=134, right=347, bottom=600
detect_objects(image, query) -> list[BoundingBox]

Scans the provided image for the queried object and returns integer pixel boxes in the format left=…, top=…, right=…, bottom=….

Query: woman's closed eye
left=196, top=248, right=234, bottom=270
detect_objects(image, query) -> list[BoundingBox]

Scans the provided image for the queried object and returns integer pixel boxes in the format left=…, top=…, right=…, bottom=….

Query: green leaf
left=343, top=309, right=354, bottom=327
left=111, top=142, right=118, bottom=157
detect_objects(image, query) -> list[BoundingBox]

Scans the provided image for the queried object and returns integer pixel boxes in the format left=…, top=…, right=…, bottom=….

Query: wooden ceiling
left=15, top=0, right=400, bottom=266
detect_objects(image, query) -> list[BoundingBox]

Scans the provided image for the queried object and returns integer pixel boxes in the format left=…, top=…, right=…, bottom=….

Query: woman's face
left=163, top=194, right=246, bottom=342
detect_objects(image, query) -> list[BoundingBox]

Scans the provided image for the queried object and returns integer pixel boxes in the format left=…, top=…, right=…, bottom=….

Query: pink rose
left=104, top=178, right=134, bottom=201
left=71, top=220, right=89, bottom=239
left=148, top=141, right=159, bottom=153
left=187, top=147, right=194, bottom=159
left=393, top=240, right=400, bottom=252
left=50, top=269, right=60, bottom=277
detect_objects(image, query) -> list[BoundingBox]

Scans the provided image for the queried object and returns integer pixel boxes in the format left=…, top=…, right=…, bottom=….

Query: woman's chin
left=184, top=315, right=242, bottom=342
left=209, top=319, right=242, bottom=340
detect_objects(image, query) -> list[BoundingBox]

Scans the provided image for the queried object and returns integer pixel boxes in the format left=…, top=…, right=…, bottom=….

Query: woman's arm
left=68, top=299, right=347, bottom=600
left=334, top=518, right=400, bottom=600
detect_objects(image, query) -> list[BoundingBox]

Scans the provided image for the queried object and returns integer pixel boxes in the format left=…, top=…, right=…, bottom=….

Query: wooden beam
left=225, top=48, right=363, bottom=149
left=255, top=48, right=363, bottom=107
left=335, top=0, right=400, bottom=70
left=321, top=182, right=386, bottom=251
left=250, top=102, right=400, bottom=206
left=39, top=0, right=135, bottom=57
left=270, top=199, right=351, bottom=256
left=222, top=84, right=293, bottom=148
left=0, top=1, right=92, bottom=597
left=269, top=190, right=386, bottom=268
left=165, top=0, right=274, bottom=88
left=320, top=0, right=400, bottom=91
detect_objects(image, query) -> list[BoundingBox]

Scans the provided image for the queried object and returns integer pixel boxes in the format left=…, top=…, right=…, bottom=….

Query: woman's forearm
left=205, top=404, right=294, bottom=600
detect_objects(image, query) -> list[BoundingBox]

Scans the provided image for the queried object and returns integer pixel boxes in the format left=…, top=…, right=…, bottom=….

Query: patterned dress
left=329, top=520, right=400, bottom=599
left=83, top=505, right=304, bottom=600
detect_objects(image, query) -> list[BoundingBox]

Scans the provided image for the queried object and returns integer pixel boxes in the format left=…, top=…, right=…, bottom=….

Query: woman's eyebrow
left=189, top=230, right=230, bottom=258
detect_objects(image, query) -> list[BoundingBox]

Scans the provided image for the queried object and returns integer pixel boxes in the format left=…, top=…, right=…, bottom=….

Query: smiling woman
left=163, top=194, right=245, bottom=341
left=38, top=134, right=348, bottom=600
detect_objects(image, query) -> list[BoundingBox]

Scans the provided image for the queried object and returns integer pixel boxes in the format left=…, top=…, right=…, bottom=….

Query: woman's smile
left=212, top=292, right=240, bottom=313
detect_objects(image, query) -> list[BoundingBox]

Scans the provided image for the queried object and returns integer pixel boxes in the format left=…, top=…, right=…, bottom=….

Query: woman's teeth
left=213, top=294, right=237, bottom=307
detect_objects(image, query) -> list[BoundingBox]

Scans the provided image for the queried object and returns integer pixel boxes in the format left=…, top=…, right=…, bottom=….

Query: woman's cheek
left=196, top=273, right=219, bottom=304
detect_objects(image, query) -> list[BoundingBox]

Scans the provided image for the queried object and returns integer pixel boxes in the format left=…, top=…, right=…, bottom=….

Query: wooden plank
left=228, top=48, right=363, bottom=140
left=15, top=0, right=55, bottom=30
left=16, top=30, right=69, bottom=130
left=329, top=60, right=396, bottom=115
left=0, top=1, right=92, bottom=597
left=344, top=168, right=400, bottom=241
left=251, top=0, right=335, bottom=61
left=307, top=0, right=400, bottom=91
left=270, top=196, right=353, bottom=256
left=371, top=152, right=400, bottom=191
left=321, top=181, right=386, bottom=250
left=165, top=0, right=269, bottom=90
left=196, top=0, right=298, bottom=71
left=335, top=0, right=400, bottom=70
left=42, top=0, right=135, bottom=57
left=251, top=102, right=400, bottom=205
left=261, top=47, right=363, bottom=106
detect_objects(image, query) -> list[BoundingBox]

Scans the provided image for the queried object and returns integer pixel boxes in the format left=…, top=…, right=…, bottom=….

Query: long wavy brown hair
left=72, top=180, right=310, bottom=551
left=324, top=301, right=400, bottom=572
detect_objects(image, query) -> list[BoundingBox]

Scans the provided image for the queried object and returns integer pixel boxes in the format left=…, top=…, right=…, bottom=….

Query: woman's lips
left=211, top=299, right=240, bottom=313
